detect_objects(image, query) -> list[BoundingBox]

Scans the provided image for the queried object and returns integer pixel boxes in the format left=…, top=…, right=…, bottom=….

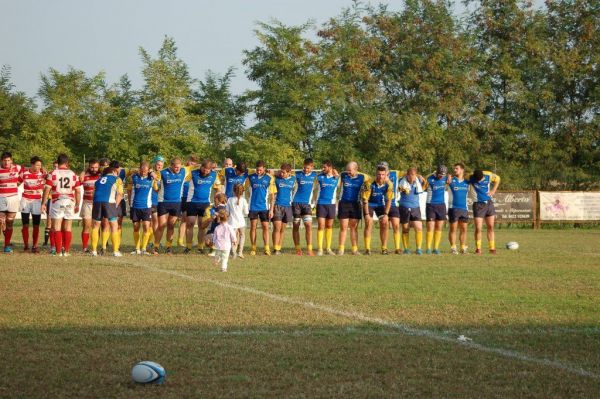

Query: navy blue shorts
left=448, top=208, right=469, bottom=223
left=368, top=205, right=387, bottom=219
left=117, top=200, right=126, bottom=218
left=399, top=206, right=421, bottom=224
left=157, top=202, right=181, bottom=217
left=292, top=203, right=312, bottom=218
left=249, top=210, right=269, bottom=222
left=473, top=201, right=495, bottom=218
left=426, top=203, right=447, bottom=221
left=187, top=202, right=210, bottom=218
left=338, top=201, right=362, bottom=220
left=317, top=204, right=336, bottom=220
left=131, top=208, right=152, bottom=222
left=180, top=199, right=188, bottom=214
left=388, top=206, right=400, bottom=219
left=272, top=205, right=293, bottom=223
left=92, top=202, right=119, bottom=221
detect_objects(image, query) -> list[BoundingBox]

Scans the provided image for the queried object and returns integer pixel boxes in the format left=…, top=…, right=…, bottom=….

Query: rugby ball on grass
left=131, top=361, right=166, bottom=384
left=506, top=241, right=519, bottom=250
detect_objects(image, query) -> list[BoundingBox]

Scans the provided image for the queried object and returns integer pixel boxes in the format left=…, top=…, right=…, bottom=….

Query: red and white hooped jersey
left=0, top=164, right=23, bottom=197
left=45, top=167, right=81, bottom=201
left=19, top=168, right=46, bottom=200
left=82, top=172, right=101, bottom=201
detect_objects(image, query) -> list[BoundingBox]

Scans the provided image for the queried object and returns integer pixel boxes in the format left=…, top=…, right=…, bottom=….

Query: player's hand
left=268, top=209, right=274, bottom=219
left=74, top=204, right=80, bottom=214
left=41, top=204, right=46, bottom=215
left=489, top=189, right=496, bottom=198
left=381, top=215, right=389, bottom=224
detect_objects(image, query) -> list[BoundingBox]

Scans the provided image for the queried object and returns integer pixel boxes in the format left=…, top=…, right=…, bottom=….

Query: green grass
left=1, top=223, right=600, bottom=397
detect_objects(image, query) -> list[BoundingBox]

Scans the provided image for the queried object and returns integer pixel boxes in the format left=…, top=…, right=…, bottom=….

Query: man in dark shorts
left=470, top=169, right=501, bottom=254
left=315, top=161, right=339, bottom=256
left=398, top=167, right=426, bottom=254
left=424, top=165, right=449, bottom=255
left=362, top=165, right=393, bottom=255
left=337, top=162, right=369, bottom=255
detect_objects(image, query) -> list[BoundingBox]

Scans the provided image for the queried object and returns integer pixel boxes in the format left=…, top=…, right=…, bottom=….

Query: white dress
left=226, top=196, right=249, bottom=228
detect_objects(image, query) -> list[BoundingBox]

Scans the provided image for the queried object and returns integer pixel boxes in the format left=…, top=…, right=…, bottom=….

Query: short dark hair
left=99, top=158, right=109, bottom=166
left=30, top=156, right=42, bottom=164
left=109, top=160, right=120, bottom=169
left=1, top=152, right=12, bottom=160
left=322, top=160, right=333, bottom=167
left=57, top=154, right=69, bottom=165
left=102, top=167, right=115, bottom=176
left=280, top=163, right=292, bottom=172
left=376, top=166, right=387, bottom=172
left=471, top=169, right=484, bottom=182
left=201, top=159, right=212, bottom=168
left=454, top=163, right=465, bottom=170
left=255, top=160, right=266, bottom=168
left=235, top=161, right=247, bottom=173
left=88, top=158, right=99, bottom=165
left=303, top=158, right=314, bottom=165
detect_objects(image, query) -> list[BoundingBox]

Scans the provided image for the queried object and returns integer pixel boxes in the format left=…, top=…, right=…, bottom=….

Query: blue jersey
left=220, top=167, right=248, bottom=198
left=316, top=174, right=340, bottom=205
left=187, top=170, right=220, bottom=203
left=93, top=175, right=123, bottom=203
left=339, top=172, right=369, bottom=203
left=470, top=171, right=500, bottom=202
left=248, top=173, right=276, bottom=212
left=293, top=171, right=317, bottom=204
left=157, top=168, right=187, bottom=202
left=426, top=174, right=447, bottom=205
left=182, top=181, right=190, bottom=202
left=388, top=170, right=400, bottom=208
left=130, top=174, right=154, bottom=209
left=364, top=180, right=394, bottom=207
left=274, top=175, right=296, bottom=207
left=399, top=177, right=423, bottom=208
left=448, top=177, right=469, bottom=210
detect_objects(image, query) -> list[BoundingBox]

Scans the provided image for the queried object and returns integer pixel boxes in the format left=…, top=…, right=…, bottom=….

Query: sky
left=1, top=0, right=540, bottom=101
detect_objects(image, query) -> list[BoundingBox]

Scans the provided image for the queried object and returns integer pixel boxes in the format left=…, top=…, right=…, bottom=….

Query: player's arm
left=115, top=179, right=124, bottom=206
left=489, top=173, right=501, bottom=197
left=268, top=178, right=276, bottom=218
left=361, top=184, right=371, bottom=217
left=73, top=175, right=82, bottom=213
left=384, top=183, right=393, bottom=216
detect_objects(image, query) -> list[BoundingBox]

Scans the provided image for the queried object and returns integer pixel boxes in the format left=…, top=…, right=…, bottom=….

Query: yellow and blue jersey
left=362, top=180, right=394, bottom=207
left=339, top=172, right=369, bottom=203
left=399, top=177, right=423, bottom=208
left=425, top=174, right=447, bottom=205
left=156, top=168, right=188, bottom=203
left=129, top=174, right=154, bottom=209
left=448, top=177, right=469, bottom=210
left=219, top=167, right=249, bottom=198
left=187, top=170, right=220, bottom=203
left=470, top=171, right=500, bottom=202
left=93, top=175, right=123, bottom=203
left=274, top=175, right=296, bottom=207
left=248, top=173, right=276, bottom=212
left=387, top=170, right=400, bottom=208
left=293, top=171, right=317, bottom=205
left=316, top=174, right=340, bottom=205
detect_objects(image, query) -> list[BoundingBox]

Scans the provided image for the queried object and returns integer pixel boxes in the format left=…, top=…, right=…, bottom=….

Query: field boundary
left=105, top=257, right=600, bottom=381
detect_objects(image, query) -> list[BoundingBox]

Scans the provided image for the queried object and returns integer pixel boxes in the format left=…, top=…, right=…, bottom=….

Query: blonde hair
left=233, top=183, right=244, bottom=198
left=217, top=209, right=229, bottom=223
left=214, top=192, right=227, bottom=205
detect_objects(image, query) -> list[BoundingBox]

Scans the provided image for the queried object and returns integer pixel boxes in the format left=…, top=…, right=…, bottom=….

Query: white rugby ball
left=131, top=361, right=166, bottom=384
left=506, top=241, right=519, bottom=250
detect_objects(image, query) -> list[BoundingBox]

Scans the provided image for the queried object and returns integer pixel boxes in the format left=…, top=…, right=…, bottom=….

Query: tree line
left=1, top=0, right=598, bottom=189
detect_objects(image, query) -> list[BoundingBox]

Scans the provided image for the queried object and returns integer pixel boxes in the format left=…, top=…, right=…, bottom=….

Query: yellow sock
left=365, top=236, right=371, bottom=251
left=133, top=231, right=140, bottom=250
left=295, top=244, right=301, bottom=251
left=325, top=228, right=333, bottom=250
left=149, top=229, right=154, bottom=243
left=339, top=244, right=345, bottom=252
left=197, top=242, right=205, bottom=250
left=102, top=230, right=110, bottom=249
left=402, top=233, right=409, bottom=249
left=91, top=227, right=99, bottom=251
left=426, top=231, right=434, bottom=250
left=264, top=245, right=270, bottom=253
left=111, top=231, right=120, bottom=252
left=142, top=230, right=152, bottom=250
left=274, top=245, right=280, bottom=251
left=415, top=231, right=423, bottom=249
left=351, top=245, right=358, bottom=252
left=307, top=244, right=312, bottom=252
left=450, top=244, right=457, bottom=251
left=394, top=232, right=401, bottom=250
left=186, top=241, right=193, bottom=250
left=476, top=240, right=482, bottom=250
left=461, top=244, right=468, bottom=251
left=317, top=230, right=324, bottom=250
left=434, top=231, right=442, bottom=250
left=166, top=239, right=172, bottom=249
left=251, top=245, right=257, bottom=252
left=489, top=240, right=495, bottom=250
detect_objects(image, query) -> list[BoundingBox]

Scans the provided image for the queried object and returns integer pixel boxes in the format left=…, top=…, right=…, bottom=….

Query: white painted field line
left=106, top=257, right=600, bottom=381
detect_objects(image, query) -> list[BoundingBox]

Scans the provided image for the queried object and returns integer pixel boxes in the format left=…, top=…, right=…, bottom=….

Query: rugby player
left=43, top=160, right=58, bottom=249
left=178, top=155, right=199, bottom=247
left=362, top=165, right=394, bottom=255
left=41, top=154, right=81, bottom=256
left=398, top=167, right=426, bottom=254
left=79, top=158, right=101, bottom=252
left=271, top=163, right=295, bottom=255
left=425, top=165, right=448, bottom=255
left=315, top=160, right=339, bottom=256
left=337, top=161, right=369, bottom=255
left=470, top=169, right=501, bottom=254
left=223, top=158, right=233, bottom=169
left=90, top=167, right=123, bottom=257
left=448, top=163, right=469, bottom=254
left=19, top=156, right=45, bottom=253
left=219, top=161, right=249, bottom=198
left=247, top=160, right=275, bottom=255
left=383, top=163, right=403, bottom=254
left=149, top=156, right=165, bottom=248
left=128, top=161, right=154, bottom=255
left=0, top=152, right=23, bottom=253
left=292, top=158, right=317, bottom=256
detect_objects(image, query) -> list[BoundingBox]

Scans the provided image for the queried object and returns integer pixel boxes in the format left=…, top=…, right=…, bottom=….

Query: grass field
left=1, top=223, right=599, bottom=397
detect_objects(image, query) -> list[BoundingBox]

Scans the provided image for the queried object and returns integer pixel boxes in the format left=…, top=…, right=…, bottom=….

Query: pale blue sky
left=2, top=0, right=541, bottom=101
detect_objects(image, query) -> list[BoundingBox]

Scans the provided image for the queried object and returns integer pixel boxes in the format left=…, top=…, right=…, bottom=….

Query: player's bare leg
left=391, top=217, right=402, bottom=254
left=338, top=218, right=349, bottom=255
left=449, top=221, right=458, bottom=254
left=165, top=215, right=178, bottom=252
left=292, top=220, right=301, bottom=254
left=249, top=219, right=258, bottom=255
left=349, top=219, right=359, bottom=254
left=363, top=214, right=373, bottom=254
left=379, top=216, right=389, bottom=254
left=185, top=215, right=196, bottom=252
left=303, top=219, right=313, bottom=255
left=261, top=220, right=270, bottom=255
left=272, top=220, right=283, bottom=254
left=474, top=217, right=484, bottom=254
left=411, top=220, right=423, bottom=254
left=485, top=215, right=496, bottom=254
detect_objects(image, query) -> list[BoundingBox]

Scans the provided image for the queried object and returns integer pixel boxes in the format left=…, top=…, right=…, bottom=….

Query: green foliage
left=1, top=2, right=598, bottom=188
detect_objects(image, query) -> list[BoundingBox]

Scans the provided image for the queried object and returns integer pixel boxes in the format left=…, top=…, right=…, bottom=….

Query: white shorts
left=80, top=201, right=93, bottom=219
left=20, top=198, right=42, bottom=215
left=0, top=196, right=20, bottom=213
left=50, top=198, right=77, bottom=220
